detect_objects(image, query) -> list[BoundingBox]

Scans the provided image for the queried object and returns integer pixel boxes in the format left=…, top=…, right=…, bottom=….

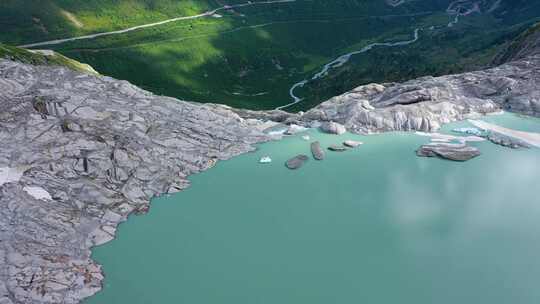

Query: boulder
left=285, top=155, right=309, bottom=169
left=311, top=141, right=325, bottom=160
left=416, top=143, right=481, bottom=161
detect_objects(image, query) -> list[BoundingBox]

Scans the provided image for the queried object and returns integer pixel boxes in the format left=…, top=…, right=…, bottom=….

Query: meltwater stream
left=277, top=0, right=482, bottom=110
left=87, top=113, right=540, bottom=304
left=277, top=28, right=420, bottom=110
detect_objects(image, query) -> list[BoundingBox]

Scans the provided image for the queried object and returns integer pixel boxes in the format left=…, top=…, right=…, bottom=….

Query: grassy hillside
left=0, top=0, right=216, bottom=45
left=492, top=22, right=540, bottom=65
left=2, top=0, right=539, bottom=111
left=0, top=43, right=98, bottom=74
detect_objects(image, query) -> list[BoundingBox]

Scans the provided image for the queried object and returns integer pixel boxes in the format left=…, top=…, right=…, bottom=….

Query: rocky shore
left=229, top=55, right=540, bottom=135
left=0, top=60, right=271, bottom=304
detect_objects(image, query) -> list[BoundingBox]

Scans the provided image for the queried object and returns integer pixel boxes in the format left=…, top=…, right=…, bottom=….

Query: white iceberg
left=259, top=156, right=272, bottom=164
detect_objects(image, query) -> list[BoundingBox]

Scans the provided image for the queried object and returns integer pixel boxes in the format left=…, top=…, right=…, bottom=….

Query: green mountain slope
left=0, top=43, right=98, bottom=74
left=2, top=0, right=539, bottom=111
left=0, top=0, right=216, bottom=45
left=493, top=22, right=540, bottom=64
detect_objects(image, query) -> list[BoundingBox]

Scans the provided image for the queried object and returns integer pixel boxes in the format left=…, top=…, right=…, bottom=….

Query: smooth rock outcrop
left=285, top=155, right=309, bottom=169
left=311, top=141, right=325, bottom=160
left=416, top=143, right=481, bottom=161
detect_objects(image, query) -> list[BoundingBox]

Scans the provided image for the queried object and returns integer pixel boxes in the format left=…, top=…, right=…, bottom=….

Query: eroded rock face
left=0, top=60, right=270, bottom=304
left=298, top=55, right=540, bottom=134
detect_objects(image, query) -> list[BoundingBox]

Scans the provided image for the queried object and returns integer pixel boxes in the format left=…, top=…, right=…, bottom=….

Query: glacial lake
left=87, top=113, right=540, bottom=304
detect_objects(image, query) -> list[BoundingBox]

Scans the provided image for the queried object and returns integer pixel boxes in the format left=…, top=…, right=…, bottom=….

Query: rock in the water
left=328, top=145, right=347, bottom=152
left=416, top=143, right=481, bottom=161
left=486, top=132, right=531, bottom=149
left=320, top=121, right=346, bottom=135
left=343, top=140, right=363, bottom=148
left=285, top=155, right=309, bottom=169
left=311, top=141, right=325, bottom=160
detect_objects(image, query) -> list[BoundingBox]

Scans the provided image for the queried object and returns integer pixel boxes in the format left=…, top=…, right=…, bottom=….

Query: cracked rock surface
left=0, top=59, right=270, bottom=304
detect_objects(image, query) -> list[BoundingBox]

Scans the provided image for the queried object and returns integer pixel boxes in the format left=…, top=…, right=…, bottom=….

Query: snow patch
left=0, top=167, right=24, bottom=186
left=23, top=186, right=52, bottom=201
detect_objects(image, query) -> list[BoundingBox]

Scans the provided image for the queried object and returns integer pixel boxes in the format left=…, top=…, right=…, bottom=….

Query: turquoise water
left=87, top=113, right=540, bottom=304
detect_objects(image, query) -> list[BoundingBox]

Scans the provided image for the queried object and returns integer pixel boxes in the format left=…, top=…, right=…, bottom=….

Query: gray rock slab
left=311, top=141, right=325, bottom=160
left=416, top=143, right=481, bottom=161
left=285, top=155, right=309, bottom=169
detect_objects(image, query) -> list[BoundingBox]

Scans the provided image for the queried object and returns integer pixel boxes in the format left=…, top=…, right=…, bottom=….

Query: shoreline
left=469, top=119, right=540, bottom=148
left=87, top=111, right=540, bottom=304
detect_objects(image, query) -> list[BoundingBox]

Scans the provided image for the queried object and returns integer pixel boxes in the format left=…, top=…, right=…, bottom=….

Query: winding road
left=19, top=0, right=297, bottom=48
